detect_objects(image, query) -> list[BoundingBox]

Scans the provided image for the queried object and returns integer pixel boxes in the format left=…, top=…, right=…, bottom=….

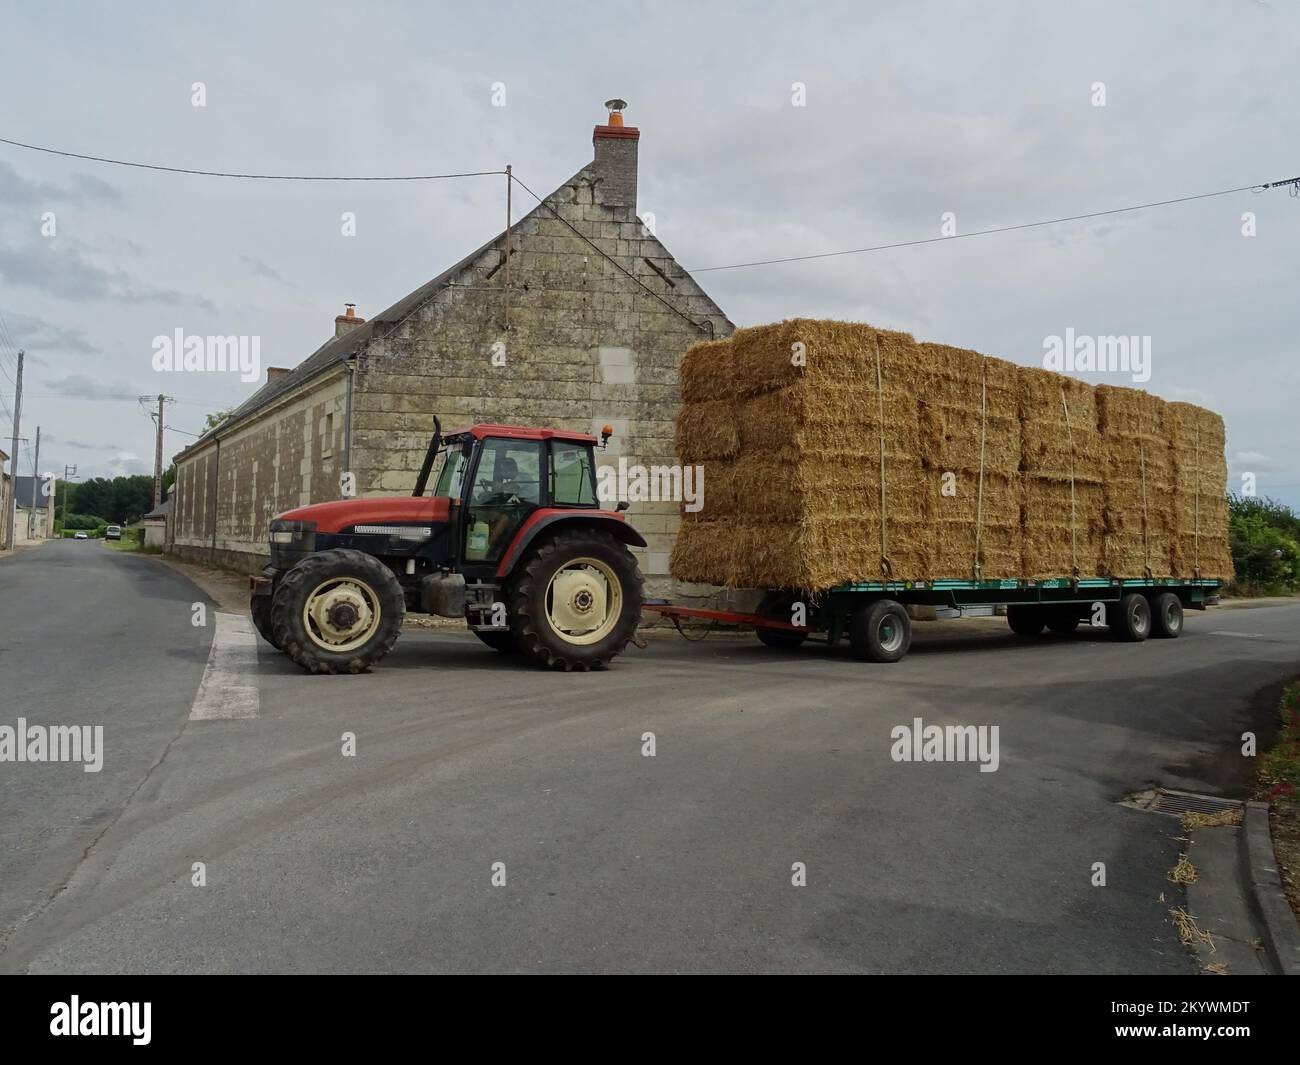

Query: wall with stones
left=169, top=369, right=347, bottom=568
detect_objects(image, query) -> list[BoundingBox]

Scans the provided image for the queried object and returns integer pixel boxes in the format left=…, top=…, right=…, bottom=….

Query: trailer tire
left=472, top=629, right=518, bottom=653
left=849, top=599, right=911, bottom=663
left=1007, top=605, right=1045, bottom=637
left=271, top=548, right=405, bottom=674
left=1108, top=592, right=1151, bottom=642
left=1150, top=592, right=1183, bottom=639
left=755, top=592, right=809, bottom=649
left=1046, top=609, right=1080, bottom=635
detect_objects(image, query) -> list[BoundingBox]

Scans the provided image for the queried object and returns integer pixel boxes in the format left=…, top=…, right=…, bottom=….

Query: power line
left=0, top=136, right=504, bottom=181
left=690, top=176, right=1300, bottom=272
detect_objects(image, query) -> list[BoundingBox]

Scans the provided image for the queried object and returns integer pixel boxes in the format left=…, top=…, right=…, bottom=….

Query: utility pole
left=142, top=393, right=173, bottom=509
left=28, top=425, right=39, bottom=540
left=3, top=350, right=22, bottom=551
left=61, top=463, right=77, bottom=538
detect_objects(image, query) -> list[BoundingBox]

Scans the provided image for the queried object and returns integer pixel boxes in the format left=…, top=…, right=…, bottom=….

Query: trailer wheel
left=1150, top=592, right=1183, bottom=639
left=1007, top=605, right=1045, bottom=637
left=1046, top=609, right=1080, bottom=635
left=1108, top=592, right=1151, bottom=642
left=472, top=629, right=518, bottom=653
left=271, top=549, right=405, bottom=674
left=506, top=528, right=643, bottom=671
left=250, top=593, right=282, bottom=650
left=849, top=599, right=911, bottom=663
left=754, top=591, right=808, bottom=649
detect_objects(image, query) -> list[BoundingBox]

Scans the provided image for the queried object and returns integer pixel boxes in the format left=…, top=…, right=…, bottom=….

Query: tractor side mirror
left=616, top=500, right=630, bottom=512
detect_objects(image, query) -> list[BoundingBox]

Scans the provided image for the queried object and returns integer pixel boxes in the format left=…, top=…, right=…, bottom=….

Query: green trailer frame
left=643, top=577, right=1221, bottom=663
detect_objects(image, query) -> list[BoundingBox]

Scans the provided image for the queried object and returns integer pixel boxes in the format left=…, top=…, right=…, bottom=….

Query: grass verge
left=1256, top=680, right=1300, bottom=921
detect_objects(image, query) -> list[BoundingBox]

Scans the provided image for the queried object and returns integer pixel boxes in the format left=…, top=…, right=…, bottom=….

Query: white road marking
left=1209, top=630, right=1265, bottom=639
left=189, top=612, right=261, bottom=721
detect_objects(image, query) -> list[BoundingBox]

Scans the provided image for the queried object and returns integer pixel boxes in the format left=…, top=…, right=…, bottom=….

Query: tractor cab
left=253, top=420, right=645, bottom=675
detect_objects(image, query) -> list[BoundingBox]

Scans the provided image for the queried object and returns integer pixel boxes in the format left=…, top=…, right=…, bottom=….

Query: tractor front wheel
left=271, top=549, right=405, bottom=674
left=506, top=528, right=643, bottom=671
left=250, top=593, right=282, bottom=651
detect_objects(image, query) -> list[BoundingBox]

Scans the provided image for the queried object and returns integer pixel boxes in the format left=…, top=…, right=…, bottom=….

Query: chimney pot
left=266, top=366, right=292, bottom=384
left=334, top=303, right=366, bottom=338
left=592, top=98, right=639, bottom=211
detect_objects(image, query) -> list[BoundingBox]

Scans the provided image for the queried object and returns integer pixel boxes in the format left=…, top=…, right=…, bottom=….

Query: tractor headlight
left=271, top=531, right=295, bottom=544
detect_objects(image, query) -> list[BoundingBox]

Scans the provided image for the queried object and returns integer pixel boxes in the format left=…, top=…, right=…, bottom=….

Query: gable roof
left=184, top=184, right=568, bottom=452
left=143, top=497, right=172, bottom=520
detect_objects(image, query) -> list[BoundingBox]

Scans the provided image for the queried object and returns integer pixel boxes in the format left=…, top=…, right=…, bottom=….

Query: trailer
left=643, top=576, right=1221, bottom=663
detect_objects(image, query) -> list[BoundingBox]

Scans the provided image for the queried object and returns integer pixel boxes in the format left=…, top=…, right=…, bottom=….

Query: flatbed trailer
left=643, top=577, right=1221, bottom=663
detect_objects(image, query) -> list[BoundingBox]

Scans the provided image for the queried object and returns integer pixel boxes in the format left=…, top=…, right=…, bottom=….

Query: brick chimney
left=266, top=367, right=292, bottom=384
left=592, top=98, right=639, bottom=210
left=334, top=303, right=365, bottom=338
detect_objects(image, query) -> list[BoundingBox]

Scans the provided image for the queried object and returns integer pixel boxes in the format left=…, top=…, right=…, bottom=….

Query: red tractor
left=250, top=421, right=645, bottom=674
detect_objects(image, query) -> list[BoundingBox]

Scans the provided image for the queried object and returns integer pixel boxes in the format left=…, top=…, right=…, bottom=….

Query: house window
left=323, top=412, right=335, bottom=459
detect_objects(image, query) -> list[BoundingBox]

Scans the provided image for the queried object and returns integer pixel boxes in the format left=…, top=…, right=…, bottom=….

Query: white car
left=73, top=532, right=88, bottom=540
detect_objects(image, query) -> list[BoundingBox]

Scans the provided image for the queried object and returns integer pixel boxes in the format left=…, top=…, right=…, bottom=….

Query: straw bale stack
left=1168, top=402, right=1233, bottom=579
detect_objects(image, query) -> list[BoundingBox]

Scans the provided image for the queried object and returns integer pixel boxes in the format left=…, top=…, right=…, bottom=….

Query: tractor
left=250, top=420, right=646, bottom=674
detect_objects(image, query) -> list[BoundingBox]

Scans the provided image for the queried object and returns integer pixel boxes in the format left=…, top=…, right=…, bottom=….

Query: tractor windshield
left=433, top=445, right=469, bottom=498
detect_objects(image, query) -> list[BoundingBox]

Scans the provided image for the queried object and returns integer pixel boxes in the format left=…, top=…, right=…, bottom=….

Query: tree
left=1228, top=494, right=1300, bottom=594
left=204, top=409, right=232, bottom=432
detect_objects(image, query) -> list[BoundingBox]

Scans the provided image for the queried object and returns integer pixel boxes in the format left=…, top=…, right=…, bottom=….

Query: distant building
left=9, top=475, right=52, bottom=541
left=0, top=448, right=9, bottom=547
left=141, top=496, right=171, bottom=549
left=168, top=101, right=732, bottom=594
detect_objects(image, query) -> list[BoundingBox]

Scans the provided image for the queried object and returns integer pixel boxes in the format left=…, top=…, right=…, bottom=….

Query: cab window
left=470, top=439, right=543, bottom=505
left=551, top=442, right=597, bottom=506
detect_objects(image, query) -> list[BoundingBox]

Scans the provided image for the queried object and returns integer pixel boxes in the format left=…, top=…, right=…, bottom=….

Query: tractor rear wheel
left=271, top=548, right=405, bottom=674
left=250, top=593, right=282, bottom=650
left=472, top=629, right=518, bottom=653
left=506, top=528, right=643, bottom=671
left=849, top=599, right=911, bottom=663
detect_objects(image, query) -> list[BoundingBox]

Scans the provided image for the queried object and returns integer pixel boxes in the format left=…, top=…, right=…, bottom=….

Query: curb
left=1239, top=801, right=1300, bottom=975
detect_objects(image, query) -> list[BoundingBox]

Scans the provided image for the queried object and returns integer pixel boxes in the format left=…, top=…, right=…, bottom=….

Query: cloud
left=44, top=374, right=140, bottom=401
left=0, top=160, right=124, bottom=208
left=239, top=254, right=293, bottom=286
left=0, top=239, right=215, bottom=309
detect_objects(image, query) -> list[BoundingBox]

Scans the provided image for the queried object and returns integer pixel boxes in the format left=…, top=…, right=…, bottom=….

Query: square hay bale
left=727, top=455, right=927, bottom=525
left=1018, top=366, right=1105, bottom=481
left=725, top=517, right=930, bottom=590
left=1168, top=402, right=1230, bottom=577
left=737, top=382, right=922, bottom=461
left=928, top=470, right=1021, bottom=580
left=679, top=338, right=734, bottom=404
left=727, top=319, right=921, bottom=397
left=1021, top=476, right=1105, bottom=577
left=675, top=399, right=739, bottom=463
left=669, top=518, right=739, bottom=585
left=679, top=458, right=738, bottom=522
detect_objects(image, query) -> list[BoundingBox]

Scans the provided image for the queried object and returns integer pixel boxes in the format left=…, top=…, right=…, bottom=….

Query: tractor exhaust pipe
left=412, top=416, right=442, bottom=497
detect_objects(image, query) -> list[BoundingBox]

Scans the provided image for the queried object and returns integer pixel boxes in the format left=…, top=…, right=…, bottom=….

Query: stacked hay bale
left=1095, top=385, right=1175, bottom=577
left=671, top=319, right=1234, bottom=591
left=1168, top=402, right=1234, bottom=579
left=671, top=319, right=931, bottom=588
left=1017, top=367, right=1106, bottom=578
left=918, top=344, right=1021, bottom=580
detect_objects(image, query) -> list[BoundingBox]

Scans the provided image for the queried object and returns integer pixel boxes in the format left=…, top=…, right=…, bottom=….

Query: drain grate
left=1120, top=788, right=1243, bottom=817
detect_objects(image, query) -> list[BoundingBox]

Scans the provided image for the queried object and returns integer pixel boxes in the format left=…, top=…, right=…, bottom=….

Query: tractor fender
left=496, top=510, right=646, bottom=578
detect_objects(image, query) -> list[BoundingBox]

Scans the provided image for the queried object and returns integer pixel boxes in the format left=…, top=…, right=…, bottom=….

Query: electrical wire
left=689, top=178, right=1300, bottom=272
left=0, top=136, right=504, bottom=181
left=507, top=171, right=712, bottom=333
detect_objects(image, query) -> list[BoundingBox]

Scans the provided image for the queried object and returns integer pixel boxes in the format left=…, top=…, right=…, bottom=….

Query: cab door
left=463, top=437, right=544, bottom=564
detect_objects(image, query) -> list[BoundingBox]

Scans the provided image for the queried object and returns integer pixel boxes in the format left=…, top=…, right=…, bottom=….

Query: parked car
left=105, top=525, right=122, bottom=540
left=73, top=532, right=88, bottom=540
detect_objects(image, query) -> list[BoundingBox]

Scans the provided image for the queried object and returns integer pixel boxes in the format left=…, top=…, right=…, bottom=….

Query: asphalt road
left=1, top=539, right=1297, bottom=973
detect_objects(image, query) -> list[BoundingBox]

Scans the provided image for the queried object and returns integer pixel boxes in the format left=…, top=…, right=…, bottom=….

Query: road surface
left=1, top=539, right=1296, bottom=973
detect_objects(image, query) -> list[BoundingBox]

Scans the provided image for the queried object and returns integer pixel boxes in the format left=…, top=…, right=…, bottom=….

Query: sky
left=0, top=0, right=1296, bottom=506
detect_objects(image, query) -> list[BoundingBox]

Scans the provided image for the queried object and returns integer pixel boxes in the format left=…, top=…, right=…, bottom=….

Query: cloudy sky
left=1, top=1, right=1296, bottom=505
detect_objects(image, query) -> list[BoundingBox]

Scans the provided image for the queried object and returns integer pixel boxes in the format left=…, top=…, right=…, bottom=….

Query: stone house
left=168, top=101, right=732, bottom=593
